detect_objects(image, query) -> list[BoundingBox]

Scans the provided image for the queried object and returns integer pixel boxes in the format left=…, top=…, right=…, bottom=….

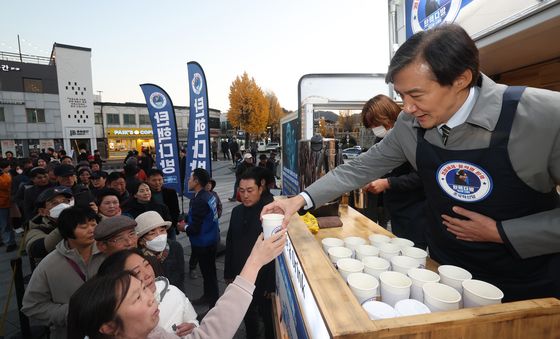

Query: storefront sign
left=39, top=139, right=55, bottom=150
left=0, top=140, right=16, bottom=155
left=140, top=84, right=181, bottom=193
left=67, top=128, right=92, bottom=138
left=276, top=235, right=329, bottom=339
left=1, top=64, right=20, bottom=72
left=185, top=61, right=212, bottom=197
left=405, top=0, right=473, bottom=38
left=108, top=128, right=153, bottom=137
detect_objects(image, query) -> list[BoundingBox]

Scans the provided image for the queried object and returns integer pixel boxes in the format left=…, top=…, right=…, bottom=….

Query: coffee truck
left=271, top=1, right=560, bottom=337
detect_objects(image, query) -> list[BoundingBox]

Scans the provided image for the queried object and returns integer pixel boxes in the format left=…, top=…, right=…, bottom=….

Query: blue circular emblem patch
left=410, top=0, right=463, bottom=34
left=191, top=73, right=203, bottom=95
left=149, top=92, right=167, bottom=109
left=436, top=161, right=493, bottom=202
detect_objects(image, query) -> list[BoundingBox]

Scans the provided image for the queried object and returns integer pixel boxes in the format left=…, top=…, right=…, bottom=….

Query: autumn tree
left=337, top=110, right=354, bottom=132
left=266, top=91, right=284, bottom=142
left=228, top=72, right=269, bottom=144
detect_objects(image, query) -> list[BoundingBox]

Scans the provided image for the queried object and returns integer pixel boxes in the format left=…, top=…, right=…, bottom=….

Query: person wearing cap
left=25, top=186, right=74, bottom=266
left=94, top=215, right=138, bottom=256
left=96, top=188, right=122, bottom=220
left=107, top=171, right=129, bottom=202
left=135, top=210, right=185, bottom=292
left=183, top=168, right=220, bottom=306
left=90, top=170, right=108, bottom=196
left=16, top=167, right=53, bottom=222
left=229, top=152, right=254, bottom=202
left=77, top=167, right=92, bottom=187
left=22, top=206, right=103, bottom=339
left=54, top=164, right=86, bottom=195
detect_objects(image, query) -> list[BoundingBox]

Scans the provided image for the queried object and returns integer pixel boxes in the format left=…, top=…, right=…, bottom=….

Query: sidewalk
left=0, top=158, right=250, bottom=338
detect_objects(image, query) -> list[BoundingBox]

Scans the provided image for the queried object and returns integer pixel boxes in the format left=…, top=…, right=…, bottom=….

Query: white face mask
left=372, top=126, right=389, bottom=138
left=49, top=203, right=72, bottom=218
left=145, top=234, right=167, bottom=252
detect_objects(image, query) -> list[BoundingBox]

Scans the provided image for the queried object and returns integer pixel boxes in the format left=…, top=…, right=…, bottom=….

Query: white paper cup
left=438, top=265, right=472, bottom=294
left=362, top=300, right=396, bottom=320
left=407, top=268, right=440, bottom=301
left=355, top=244, right=379, bottom=260
left=343, top=236, right=367, bottom=256
left=362, top=256, right=390, bottom=278
left=261, top=213, right=284, bottom=239
left=394, top=299, right=431, bottom=316
left=422, top=282, right=462, bottom=312
left=390, top=256, right=420, bottom=275
left=337, top=258, right=364, bottom=281
left=379, top=271, right=412, bottom=307
left=369, top=234, right=391, bottom=247
left=391, top=237, right=415, bottom=250
left=379, top=243, right=401, bottom=261
left=401, top=247, right=428, bottom=268
left=322, top=237, right=344, bottom=253
left=462, top=279, right=504, bottom=308
left=347, top=272, right=379, bottom=304
left=327, top=246, right=353, bottom=265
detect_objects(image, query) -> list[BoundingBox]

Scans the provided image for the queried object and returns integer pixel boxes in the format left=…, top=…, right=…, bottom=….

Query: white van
left=257, top=141, right=266, bottom=152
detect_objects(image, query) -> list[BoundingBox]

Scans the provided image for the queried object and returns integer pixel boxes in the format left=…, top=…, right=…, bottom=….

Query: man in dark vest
left=262, top=24, right=560, bottom=302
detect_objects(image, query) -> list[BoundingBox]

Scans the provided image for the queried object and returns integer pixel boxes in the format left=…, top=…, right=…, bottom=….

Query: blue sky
left=3, top=0, right=389, bottom=112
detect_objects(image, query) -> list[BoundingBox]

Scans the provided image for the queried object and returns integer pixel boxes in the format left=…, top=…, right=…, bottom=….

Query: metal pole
left=17, top=35, right=23, bottom=62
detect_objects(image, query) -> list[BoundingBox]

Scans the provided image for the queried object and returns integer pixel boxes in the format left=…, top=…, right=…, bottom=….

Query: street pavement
left=0, top=157, right=252, bottom=338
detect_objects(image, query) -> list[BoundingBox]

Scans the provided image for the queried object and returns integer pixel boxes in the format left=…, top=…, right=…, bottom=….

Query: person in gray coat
left=22, top=206, right=105, bottom=339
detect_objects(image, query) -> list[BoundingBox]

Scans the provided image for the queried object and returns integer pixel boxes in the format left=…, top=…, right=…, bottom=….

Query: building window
left=123, top=114, right=136, bottom=125
left=94, top=113, right=103, bottom=124
left=23, top=78, right=44, bottom=93
left=107, top=113, right=120, bottom=125
left=26, top=109, right=45, bottom=123
left=0, top=107, right=4, bottom=122
left=139, top=114, right=150, bottom=125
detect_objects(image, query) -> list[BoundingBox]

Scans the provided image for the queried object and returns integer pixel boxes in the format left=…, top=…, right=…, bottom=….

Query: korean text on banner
left=185, top=61, right=212, bottom=198
left=140, top=84, right=181, bottom=193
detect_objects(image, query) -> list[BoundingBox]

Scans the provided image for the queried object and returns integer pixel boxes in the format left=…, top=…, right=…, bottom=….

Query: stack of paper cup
left=462, top=280, right=504, bottom=308
left=422, top=282, right=462, bottom=312
left=438, top=265, right=472, bottom=294
left=327, top=247, right=352, bottom=265
left=322, top=237, right=344, bottom=253
left=391, top=237, right=414, bottom=250
left=407, top=268, right=440, bottom=301
left=394, top=299, right=431, bottom=316
left=362, top=256, right=390, bottom=278
left=261, top=214, right=284, bottom=239
left=344, top=236, right=367, bottom=257
left=337, top=258, right=364, bottom=280
left=401, top=247, right=428, bottom=268
left=355, top=244, right=379, bottom=260
left=362, top=301, right=397, bottom=320
left=390, top=256, right=420, bottom=274
left=347, top=272, right=379, bottom=304
left=379, top=271, right=412, bottom=307
left=369, top=234, right=391, bottom=248
left=379, top=243, right=401, bottom=261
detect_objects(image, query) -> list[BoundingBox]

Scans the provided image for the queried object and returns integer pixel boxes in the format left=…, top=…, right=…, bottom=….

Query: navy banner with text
left=140, top=84, right=182, bottom=193
left=185, top=61, right=212, bottom=198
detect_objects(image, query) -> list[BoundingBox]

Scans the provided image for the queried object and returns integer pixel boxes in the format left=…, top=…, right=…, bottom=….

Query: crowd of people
left=0, top=144, right=285, bottom=339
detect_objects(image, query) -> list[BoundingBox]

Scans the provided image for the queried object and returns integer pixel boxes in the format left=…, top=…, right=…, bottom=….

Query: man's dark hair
left=240, top=167, right=269, bottom=188
left=386, top=24, right=479, bottom=88
left=209, top=179, right=216, bottom=190
left=0, top=160, right=10, bottom=169
left=57, top=206, right=98, bottom=240
left=192, top=168, right=210, bottom=187
left=147, top=168, right=164, bottom=178
left=106, top=171, right=125, bottom=184
left=5, top=151, right=13, bottom=156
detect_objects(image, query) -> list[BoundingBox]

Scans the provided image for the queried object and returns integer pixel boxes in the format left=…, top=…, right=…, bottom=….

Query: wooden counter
left=276, top=205, right=560, bottom=338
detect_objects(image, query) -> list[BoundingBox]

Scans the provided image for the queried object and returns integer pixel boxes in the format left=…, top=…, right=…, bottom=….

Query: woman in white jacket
left=97, top=249, right=198, bottom=337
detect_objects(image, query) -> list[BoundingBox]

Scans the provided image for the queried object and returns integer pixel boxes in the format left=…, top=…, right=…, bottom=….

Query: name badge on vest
left=436, top=161, right=493, bottom=202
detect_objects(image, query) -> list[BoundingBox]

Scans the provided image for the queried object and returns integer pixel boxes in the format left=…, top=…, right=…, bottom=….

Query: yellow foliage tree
left=228, top=72, right=269, bottom=142
left=266, top=91, right=284, bottom=141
